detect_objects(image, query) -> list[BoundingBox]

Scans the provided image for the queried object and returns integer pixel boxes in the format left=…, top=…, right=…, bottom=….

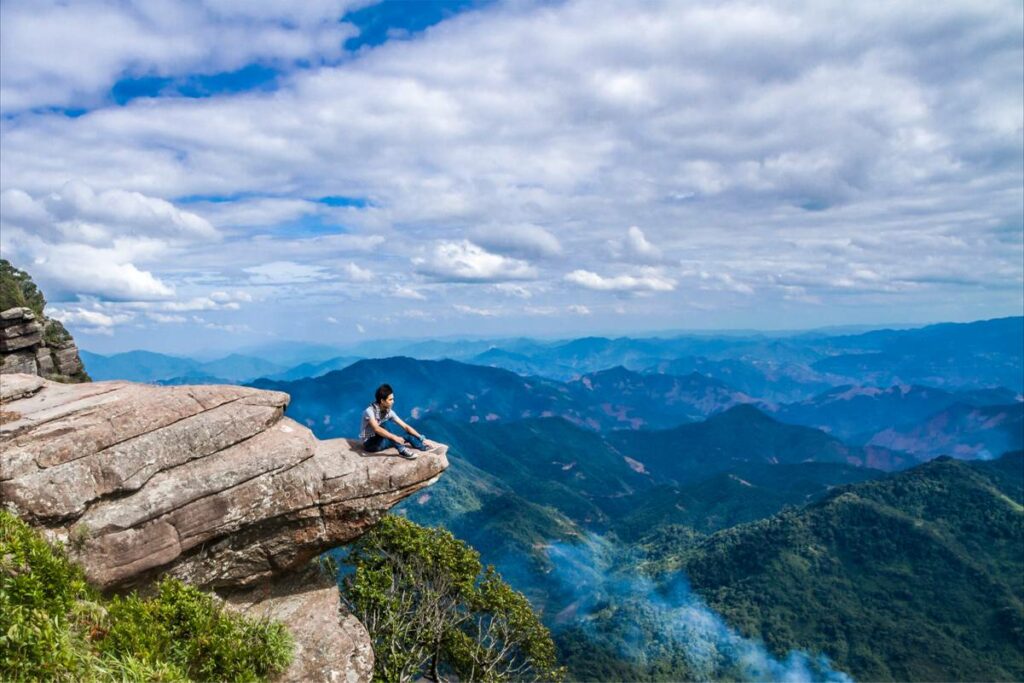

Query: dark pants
left=363, top=421, right=425, bottom=452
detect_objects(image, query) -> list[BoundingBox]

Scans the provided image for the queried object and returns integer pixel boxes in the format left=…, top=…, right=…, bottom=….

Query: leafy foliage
left=338, top=515, right=563, bottom=683
left=0, top=510, right=293, bottom=682
left=0, top=258, right=46, bottom=317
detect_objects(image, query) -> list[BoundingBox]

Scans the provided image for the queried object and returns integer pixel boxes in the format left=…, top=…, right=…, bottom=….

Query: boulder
left=0, top=305, right=87, bottom=383
left=0, top=374, right=448, bottom=681
left=225, top=563, right=375, bottom=683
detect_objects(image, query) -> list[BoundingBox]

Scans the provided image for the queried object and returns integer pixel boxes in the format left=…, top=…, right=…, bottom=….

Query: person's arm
left=392, top=415, right=422, bottom=440
left=368, top=413, right=405, bottom=442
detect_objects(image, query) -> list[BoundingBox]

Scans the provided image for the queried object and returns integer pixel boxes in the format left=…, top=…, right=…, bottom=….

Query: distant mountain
left=412, top=415, right=650, bottom=527
left=645, top=356, right=836, bottom=402
left=771, top=384, right=1021, bottom=441
left=811, top=316, right=1023, bottom=391
left=80, top=349, right=200, bottom=382
left=866, top=402, right=1024, bottom=461
left=565, top=366, right=752, bottom=429
left=262, top=355, right=363, bottom=382
left=251, top=356, right=729, bottom=435
left=250, top=357, right=581, bottom=438
left=613, top=461, right=884, bottom=540
left=80, top=350, right=283, bottom=383
left=607, top=404, right=913, bottom=483
left=674, top=452, right=1024, bottom=681
left=196, top=353, right=284, bottom=382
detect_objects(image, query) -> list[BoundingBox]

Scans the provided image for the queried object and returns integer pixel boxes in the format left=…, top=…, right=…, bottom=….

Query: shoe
left=397, top=446, right=418, bottom=460
left=406, top=438, right=430, bottom=452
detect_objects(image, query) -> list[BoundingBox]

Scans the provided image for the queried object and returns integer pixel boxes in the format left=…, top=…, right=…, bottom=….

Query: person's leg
left=363, top=435, right=396, bottom=453
left=404, top=433, right=428, bottom=451
left=367, top=424, right=416, bottom=458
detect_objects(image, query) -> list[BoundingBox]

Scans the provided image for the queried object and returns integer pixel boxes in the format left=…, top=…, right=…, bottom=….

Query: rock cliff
left=0, top=259, right=88, bottom=383
left=0, top=373, right=448, bottom=682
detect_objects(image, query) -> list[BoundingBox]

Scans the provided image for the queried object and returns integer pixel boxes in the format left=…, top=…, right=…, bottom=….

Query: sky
left=1, top=0, right=1021, bottom=355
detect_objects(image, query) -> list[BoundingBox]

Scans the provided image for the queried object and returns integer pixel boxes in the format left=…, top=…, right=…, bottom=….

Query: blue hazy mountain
left=251, top=356, right=753, bottom=435
left=607, top=404, right=914, bottom=482
left=564, top=366, right=754, bottom=429
left=80, top=349, right=200, bottom=382
left=810, top=316, right=1023, bottom=391
left=770, top=384, right=1021, bottom=441
left=81, top=349, right=284, bottom=383
left=865, top=401, right=1024, bottom=461
left=261, top=355, right=364, bottom=381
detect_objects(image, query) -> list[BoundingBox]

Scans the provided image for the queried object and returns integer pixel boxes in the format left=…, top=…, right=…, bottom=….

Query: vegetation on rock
left=336, top=515, right=564, bottom=683
left=0, top=510, right=293, bottom=682
left=0, top=259, right=46, bottom=317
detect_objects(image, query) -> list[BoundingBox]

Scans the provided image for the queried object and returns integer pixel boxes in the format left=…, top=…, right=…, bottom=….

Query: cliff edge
left=0, top=373, right=448, bottom=681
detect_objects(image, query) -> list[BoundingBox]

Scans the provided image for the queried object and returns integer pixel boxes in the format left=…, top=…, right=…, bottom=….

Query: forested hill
left=672, top=451, right=1024, bottom=682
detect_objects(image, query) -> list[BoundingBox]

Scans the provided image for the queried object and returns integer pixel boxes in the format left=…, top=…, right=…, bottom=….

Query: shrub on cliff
left=338, top=515, right=564, bottom=683
left=0, top=259, right=46, bottom=317
left=0, top=510, right=293, bottom=681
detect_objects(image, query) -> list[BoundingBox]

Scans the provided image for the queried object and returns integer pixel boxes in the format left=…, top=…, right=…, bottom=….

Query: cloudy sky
left=1, top=0, right=1021, bottom=354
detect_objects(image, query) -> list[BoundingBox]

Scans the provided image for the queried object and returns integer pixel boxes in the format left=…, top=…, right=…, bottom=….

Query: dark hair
left=375, top=384, right=393, bottom=404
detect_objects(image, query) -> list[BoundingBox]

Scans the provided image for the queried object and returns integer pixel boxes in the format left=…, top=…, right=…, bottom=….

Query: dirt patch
left=0, top=410, right=22, bottom=424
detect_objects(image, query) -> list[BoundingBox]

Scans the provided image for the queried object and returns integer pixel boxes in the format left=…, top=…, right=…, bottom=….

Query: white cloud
left=341, top=262, right=374, bottom=282
left=245, top=261, right=329, bottom=284
left=48, top=306, right=129, bottom=328
left=326, top=315, right=339, bottom=324
left=565, top=269, right=676, bottom=292
left=147, top=312, right=187, bottom=323
left=0, top=0, right=365, bottom=113
left=415, top=240, right=536, bottom=282
left=0, top=0, right=1020, bottom=343
left=472, top=223, right=563, bottom=258
left=454, top=303, right=498, bottom=317
left=392, top=285, right=427, bottom=300
left=568, top=304, right=591, bottom=315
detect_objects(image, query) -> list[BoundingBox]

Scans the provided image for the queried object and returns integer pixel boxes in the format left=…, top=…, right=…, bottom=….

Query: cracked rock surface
left=0, top=373, right=448, bottom=682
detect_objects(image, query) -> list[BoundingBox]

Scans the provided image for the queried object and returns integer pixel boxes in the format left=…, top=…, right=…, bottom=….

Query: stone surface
left=0, top=329, right=42, bottom=352
left=1, top=374, right=447, bottom=682
left=225, top=564, right=375, bottom=683
left=34, top=348, right=54, bottom=375
left=0, top=307, right=34, bottom=322
left=0, top=375, right=448, bottom=591
left=0, top=307, right=86, bottom=382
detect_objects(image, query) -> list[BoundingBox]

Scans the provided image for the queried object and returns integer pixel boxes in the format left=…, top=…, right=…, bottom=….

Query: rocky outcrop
left=0, top=373, right=448, bottom=681
left=0, top=307, right=87, bottom=382
left=0, top=259, right=88, bottom=383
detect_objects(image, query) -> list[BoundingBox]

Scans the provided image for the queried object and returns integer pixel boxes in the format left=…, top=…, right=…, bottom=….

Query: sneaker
left=397, top=446, right=418, bottom=460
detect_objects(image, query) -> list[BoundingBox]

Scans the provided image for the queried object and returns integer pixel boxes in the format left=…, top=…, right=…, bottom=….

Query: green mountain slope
left=675, top=452, right=1024, bottom=681
left=607, top=404, right=912, bottom=483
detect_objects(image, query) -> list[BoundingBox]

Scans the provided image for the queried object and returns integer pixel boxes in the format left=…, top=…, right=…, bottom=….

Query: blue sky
left=0, top=0, right=1021, bottom=354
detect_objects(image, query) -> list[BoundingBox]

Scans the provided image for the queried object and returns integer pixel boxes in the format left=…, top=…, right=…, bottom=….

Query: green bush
left=339, top=515, right=564, bottom=683
left=0, top=510, right=292, bottom=681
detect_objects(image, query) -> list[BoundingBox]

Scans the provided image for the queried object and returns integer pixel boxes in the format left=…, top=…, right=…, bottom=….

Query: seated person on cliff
left=361, top=383, right=430, bottom=460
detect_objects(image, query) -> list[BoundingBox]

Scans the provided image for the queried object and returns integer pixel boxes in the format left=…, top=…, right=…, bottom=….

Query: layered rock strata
left=0, top=307, right=87, bottom=382
left=0, top=373, right=448, bottom=681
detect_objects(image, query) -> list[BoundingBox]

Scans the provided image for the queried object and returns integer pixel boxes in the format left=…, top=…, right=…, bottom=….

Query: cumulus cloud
left=0, top=0, right=366, bottom=112
left=0, top=0, right=1019, bottom=342
left=472, top=223, right=563, bottom=259
left=565, top=269, right=676, bottom=292
left=415, top=240, right=536, bottom=282
left=392, top=285, right=427, bottom=300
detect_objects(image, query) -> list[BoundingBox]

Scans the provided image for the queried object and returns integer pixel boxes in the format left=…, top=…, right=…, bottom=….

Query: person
left=361, top=383, right=430, bottom=460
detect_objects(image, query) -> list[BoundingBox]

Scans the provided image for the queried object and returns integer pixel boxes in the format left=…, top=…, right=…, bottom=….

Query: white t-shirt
left=360, top=403, right=397, bottom=440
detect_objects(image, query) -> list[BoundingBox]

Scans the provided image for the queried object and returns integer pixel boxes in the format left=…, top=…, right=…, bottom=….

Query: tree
left=338, top=515, right=564, bottom=683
